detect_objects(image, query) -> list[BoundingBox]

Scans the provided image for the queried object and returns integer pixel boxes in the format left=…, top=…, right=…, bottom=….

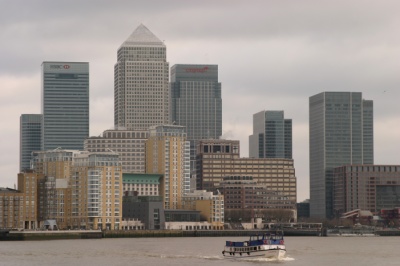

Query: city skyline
left=1, top=1, right=400, bottom=202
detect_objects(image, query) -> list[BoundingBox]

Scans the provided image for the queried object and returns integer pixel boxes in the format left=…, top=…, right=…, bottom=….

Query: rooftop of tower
left=121, top=24, right=164, bottom=47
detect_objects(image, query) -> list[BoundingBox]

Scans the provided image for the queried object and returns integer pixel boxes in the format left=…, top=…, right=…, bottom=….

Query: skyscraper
left=170, top=64, right=222, bottom=173
left=249, top=110, right=292, bottom=159
left=41, top=62, right=89, bottom=150
left=114, top=24, right=169, bottom=130
left=309, top=92, right=373, bottom=219
left=20, top=114, right=42, bottom=171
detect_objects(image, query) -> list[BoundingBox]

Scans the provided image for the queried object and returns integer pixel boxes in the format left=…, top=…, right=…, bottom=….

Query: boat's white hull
left=223, top=245, right=286, bottom=259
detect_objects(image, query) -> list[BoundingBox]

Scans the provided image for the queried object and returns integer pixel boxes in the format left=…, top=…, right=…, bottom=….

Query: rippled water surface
left=1, top=236, right=400, bottom=266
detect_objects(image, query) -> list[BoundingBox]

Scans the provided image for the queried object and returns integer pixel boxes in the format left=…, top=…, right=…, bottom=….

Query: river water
left=1, top=236, right=399, bottom=266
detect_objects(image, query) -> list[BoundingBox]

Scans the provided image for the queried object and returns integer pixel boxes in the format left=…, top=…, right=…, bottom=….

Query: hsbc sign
left=50, top=65, right=70, bottom=69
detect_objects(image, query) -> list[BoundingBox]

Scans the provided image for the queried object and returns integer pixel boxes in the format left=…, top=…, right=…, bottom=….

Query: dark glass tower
left=41, top=62, right=89, bottom=150
left=249, top=111, right=292, bottom=159
left=309, top=92, right=373, bottom=219
left=170, top=64, right=222, bottom=177
left=20, top=114, right=42, bottom=171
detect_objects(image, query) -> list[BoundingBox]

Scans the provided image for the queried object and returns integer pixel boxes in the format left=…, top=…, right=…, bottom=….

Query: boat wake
left=146, top=253, right=222, bottom=261
left=145, top=252, right=295, bottom=263
left=221, top=255, right=294, bottom=262
left=243, top=256, right=295, bottom=262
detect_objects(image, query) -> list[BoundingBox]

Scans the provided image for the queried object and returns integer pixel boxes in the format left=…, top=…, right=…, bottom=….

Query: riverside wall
left=0, top=230, right=103, bottom=241
left=0, top=228, right=322, bottom=240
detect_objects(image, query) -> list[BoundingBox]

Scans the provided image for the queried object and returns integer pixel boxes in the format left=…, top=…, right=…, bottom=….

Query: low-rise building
left=334, top=165, right=400, bottom=216
left=181, top=190, right=224, bottom=229
left=122, top=173, right=161, bottom=196
left=220, top=176, right=296, bottom=224
left=196, top=140, right=296, bottom=209
left=0, top=171, right=39, bottom=230
left=122, top=192, right=165, bottom=230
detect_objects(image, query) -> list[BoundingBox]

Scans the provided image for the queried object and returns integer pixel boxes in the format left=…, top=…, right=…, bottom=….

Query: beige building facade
left=146, top=125, right=190, bottom=209
left=85, top=129, right=148, bottom=174
left=32, top=149, right=122, bottom=230
left=196, top=140, right=297, bottom=207
left=0, top=172, right=39, bottom=230
left=181, top=190, right=224, bottom=229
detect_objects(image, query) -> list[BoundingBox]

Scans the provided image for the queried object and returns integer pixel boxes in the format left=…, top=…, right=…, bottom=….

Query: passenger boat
left=222, top=231, right=286, bottom=259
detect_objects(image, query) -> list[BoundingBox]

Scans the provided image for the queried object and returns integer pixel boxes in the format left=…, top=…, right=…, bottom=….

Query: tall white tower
left=114, top=24, right=170, bottom=130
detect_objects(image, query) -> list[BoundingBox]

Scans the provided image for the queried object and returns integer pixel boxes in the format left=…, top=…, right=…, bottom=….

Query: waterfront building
left=196, top=140, right=296, bottom=208
left=85, top=129, right=148, bottom=173
left=334, top=165, right=400, bottom=216
left=196, top=139, right=240, bottom=190
left=249, top=110, right=292, bottom=159
left=32, top=149, right=122, bottom=230
left=220, top=176, right=296, bottom=223
left=114, top=24, right=169, bottom=130
left=0, top=172, right=38, bottom=230
left=122, top=191, right=165, bottom=230
left=181, top=190, right=224, bottom=229
left=171, top=64, right=222, bottom=174
left=20, top=114, right=42, bottom=171
left=122, top=173, right=161, bottom=196
left=309, top=92, right=373, bottom=219
left=145, top=125, right=190, bottom=209
left=0, top=188, right=25, bottom=229
left=41, top=62, right=89, bottom=151
left=37, top=175, right=71, bottom=229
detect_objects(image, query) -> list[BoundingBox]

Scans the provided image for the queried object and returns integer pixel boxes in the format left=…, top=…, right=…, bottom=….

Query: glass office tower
left=114, top=24, right=169, bottom=130
left=309, top=92, right=373, bottom=219
left=170, top=64, right=222, bottom=176
left=249, top=110, right=292, bottom=159
left=20, top=114, right=42, bottom=171
left=41, top=62, right=89, bottom=150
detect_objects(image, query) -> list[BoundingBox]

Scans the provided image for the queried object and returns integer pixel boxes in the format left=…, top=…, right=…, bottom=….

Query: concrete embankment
left=103, top=229, right=322, bottom=238
left=376, top=230, right=400, bottom=236
left=1, top=230, right=102, bottom=241
left=0, top=229, right=322, bottom=240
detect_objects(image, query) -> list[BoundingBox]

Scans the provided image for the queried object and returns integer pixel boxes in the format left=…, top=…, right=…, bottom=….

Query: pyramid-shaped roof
left=121, top=24, right=164, bottom=47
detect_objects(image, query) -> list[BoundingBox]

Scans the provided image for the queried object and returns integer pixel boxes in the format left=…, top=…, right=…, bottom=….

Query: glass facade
left=170, top=64, right=222, bottom=174
left=114, top=24, right=169, bottom=130
left=309, top=92, right=373, bottom=219
left=20, top=114, right=42, bottom=171
left=249, top=111, right=292, bottom=159
left=41, top=62, right=89, bottom=150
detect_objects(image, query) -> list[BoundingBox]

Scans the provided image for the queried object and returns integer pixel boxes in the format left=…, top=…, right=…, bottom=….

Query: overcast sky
left=1, top=0, right=399, bottom=201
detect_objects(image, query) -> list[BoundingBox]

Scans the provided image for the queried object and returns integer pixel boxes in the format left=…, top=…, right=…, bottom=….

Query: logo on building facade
left=50, top=65, right=71, bottom=69
left=185, top=66, right=209, bottom=73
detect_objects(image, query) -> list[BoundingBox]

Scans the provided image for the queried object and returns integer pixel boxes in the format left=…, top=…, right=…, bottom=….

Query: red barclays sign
left=50, top=65, right=70, bottom=69
left=185, top=66, right=209, bottom=73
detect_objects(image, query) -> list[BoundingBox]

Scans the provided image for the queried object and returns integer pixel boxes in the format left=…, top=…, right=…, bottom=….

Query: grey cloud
left=1, top=0, right=399, bottom=200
